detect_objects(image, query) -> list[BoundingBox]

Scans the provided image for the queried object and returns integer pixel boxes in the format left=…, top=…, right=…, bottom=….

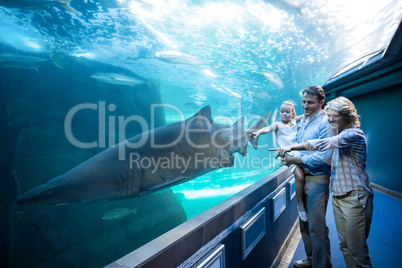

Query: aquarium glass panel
left=0, top=0, right=400, bottom=267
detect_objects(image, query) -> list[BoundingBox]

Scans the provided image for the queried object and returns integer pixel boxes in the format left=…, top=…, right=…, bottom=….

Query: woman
left=271, top=96, right=373, bottom=268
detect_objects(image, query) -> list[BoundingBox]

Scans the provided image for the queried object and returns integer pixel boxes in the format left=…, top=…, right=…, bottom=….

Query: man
left=282, top=85, right=333, bottom=268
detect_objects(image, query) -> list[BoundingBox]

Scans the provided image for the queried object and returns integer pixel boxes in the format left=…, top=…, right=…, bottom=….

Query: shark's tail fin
left=248, top=111, right=271, bottom=149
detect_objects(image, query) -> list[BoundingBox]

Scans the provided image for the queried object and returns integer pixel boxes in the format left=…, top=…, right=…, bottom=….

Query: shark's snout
left=15, top=185, right=56, bottom=205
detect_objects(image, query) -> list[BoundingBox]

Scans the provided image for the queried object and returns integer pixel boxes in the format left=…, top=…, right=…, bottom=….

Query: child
left=250, top=101, right=308, bottom=222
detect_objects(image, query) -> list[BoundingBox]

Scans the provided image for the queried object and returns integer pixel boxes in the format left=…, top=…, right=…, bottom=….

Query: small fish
left=90, top=73, right=148, bottom=87
left=102, top=208, right=138, bottom=220
left=0, top=53, right=61, bottom=71
left=155, top=51, right=209, bottom=65
left=261, top=71, right=284, bottom=88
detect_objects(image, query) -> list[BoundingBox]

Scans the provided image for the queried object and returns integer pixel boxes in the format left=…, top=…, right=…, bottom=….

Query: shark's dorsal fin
left=194, top=106, right=213, bottom=123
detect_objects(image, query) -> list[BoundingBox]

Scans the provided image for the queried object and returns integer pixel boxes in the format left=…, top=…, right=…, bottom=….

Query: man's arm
left=271, top=143, right=309, bottom=166
left=282, top=155, right=303, bottom=165
left=269, top=142, right=311, bottom=158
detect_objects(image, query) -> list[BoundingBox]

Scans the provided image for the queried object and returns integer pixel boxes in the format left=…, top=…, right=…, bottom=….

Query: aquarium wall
left=323, top=22, right=402, bottom=193
left=107, top=167, right=297, bottom=268
left=0, top=0, right=401, bottom=267
left=351, top=85, right=402, bottom=193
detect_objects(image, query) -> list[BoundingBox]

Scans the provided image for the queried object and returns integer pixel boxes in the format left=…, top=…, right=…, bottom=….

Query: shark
left=16, top=106, right=271, bottom=205
left=90, top=73, right=149, bottom=87
left=262, top=71, right=284, bottom=89
left=155, top=51, right=209, bottom=66
left=0, top=53, right=63, bottom=71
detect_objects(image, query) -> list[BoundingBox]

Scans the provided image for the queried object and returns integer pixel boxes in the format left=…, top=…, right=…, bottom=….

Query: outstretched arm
left=269, top=142, right=312, bottom=158
left=250, top=122, right=277, bottom=140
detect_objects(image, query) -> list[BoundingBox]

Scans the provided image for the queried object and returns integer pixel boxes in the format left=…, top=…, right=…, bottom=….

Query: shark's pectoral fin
left=217, top=116, right=248, bottom=156
left=232, top=117, right=248, bottom=156
left=239, top=143, right=247, bottom=156
left=248, top=111, right=272, bottom=149
left=251, top=137, right=259, bottom=149
left=231, top=116, right=245, bottom=139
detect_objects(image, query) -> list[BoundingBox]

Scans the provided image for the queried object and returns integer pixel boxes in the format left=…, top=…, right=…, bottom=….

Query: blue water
left=0, top=0, right=400, bottom=267
left=172, top=166, right=278, bottom=219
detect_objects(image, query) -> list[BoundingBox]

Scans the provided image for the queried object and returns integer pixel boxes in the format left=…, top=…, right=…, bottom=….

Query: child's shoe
left=297, top=206, right=308, bottom=222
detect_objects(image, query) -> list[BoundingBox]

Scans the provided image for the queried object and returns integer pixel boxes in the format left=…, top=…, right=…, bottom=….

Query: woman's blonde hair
left=325, top=97, right=360, bottom=127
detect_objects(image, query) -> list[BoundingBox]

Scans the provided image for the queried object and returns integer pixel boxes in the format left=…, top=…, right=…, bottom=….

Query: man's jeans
left=299, top=176, right=332, bottom=268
